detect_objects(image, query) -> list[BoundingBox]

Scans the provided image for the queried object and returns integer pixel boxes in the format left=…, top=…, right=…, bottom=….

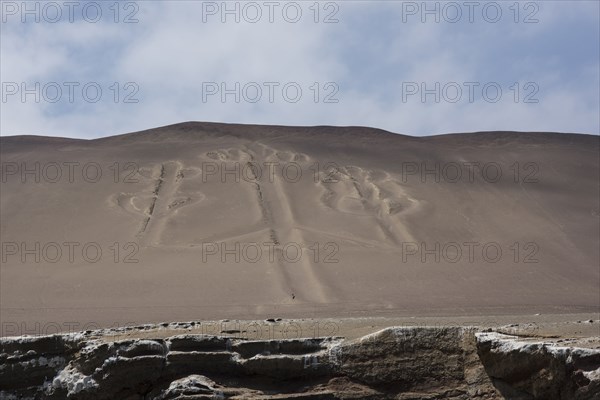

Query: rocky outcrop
left=0, top=326, right=598, bottom=399
left=477, top=332, right=600, bottom=400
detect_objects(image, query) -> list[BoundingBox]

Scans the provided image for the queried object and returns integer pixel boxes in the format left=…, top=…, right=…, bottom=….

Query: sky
left=1, top=0, right=599, bottom=138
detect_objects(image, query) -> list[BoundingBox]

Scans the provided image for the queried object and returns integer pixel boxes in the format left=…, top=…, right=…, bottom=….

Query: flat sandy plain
left=1, top=122, right=598, bottom=337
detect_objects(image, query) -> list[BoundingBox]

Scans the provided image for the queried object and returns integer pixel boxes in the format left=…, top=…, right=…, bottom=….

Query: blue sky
left=1, top=0, right=599, bottom=138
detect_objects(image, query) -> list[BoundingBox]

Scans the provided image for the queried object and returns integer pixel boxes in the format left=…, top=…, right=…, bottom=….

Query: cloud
left=1, top=0, right=598, bottom=138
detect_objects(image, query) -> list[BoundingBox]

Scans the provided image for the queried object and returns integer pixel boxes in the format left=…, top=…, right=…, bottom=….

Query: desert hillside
left=1, top=122, right=598, bottom=333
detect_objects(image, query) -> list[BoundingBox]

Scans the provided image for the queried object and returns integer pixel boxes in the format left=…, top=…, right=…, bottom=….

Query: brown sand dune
left=0, top=122, right=598, bottom=334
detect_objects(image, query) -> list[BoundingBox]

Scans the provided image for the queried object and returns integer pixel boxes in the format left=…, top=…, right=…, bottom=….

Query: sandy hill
left=1, top=122, right=598, bottom=332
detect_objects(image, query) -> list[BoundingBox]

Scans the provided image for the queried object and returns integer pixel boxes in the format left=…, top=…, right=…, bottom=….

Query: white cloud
left=1, top=0, right=598, bottom=138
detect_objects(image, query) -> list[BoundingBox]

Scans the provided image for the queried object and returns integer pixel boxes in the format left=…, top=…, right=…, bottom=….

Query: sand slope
left=1, top=122, right=598, bottom=332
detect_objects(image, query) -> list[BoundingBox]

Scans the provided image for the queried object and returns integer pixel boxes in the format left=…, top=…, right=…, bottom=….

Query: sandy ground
left=1, top=122, right=598, bottom=336
left=82, top=314, right=599, bottom=344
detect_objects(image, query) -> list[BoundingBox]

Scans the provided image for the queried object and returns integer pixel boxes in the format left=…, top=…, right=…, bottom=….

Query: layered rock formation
left=1, top=325, right=598, bottom=399
left=477, top=332, right=600, bottom=400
